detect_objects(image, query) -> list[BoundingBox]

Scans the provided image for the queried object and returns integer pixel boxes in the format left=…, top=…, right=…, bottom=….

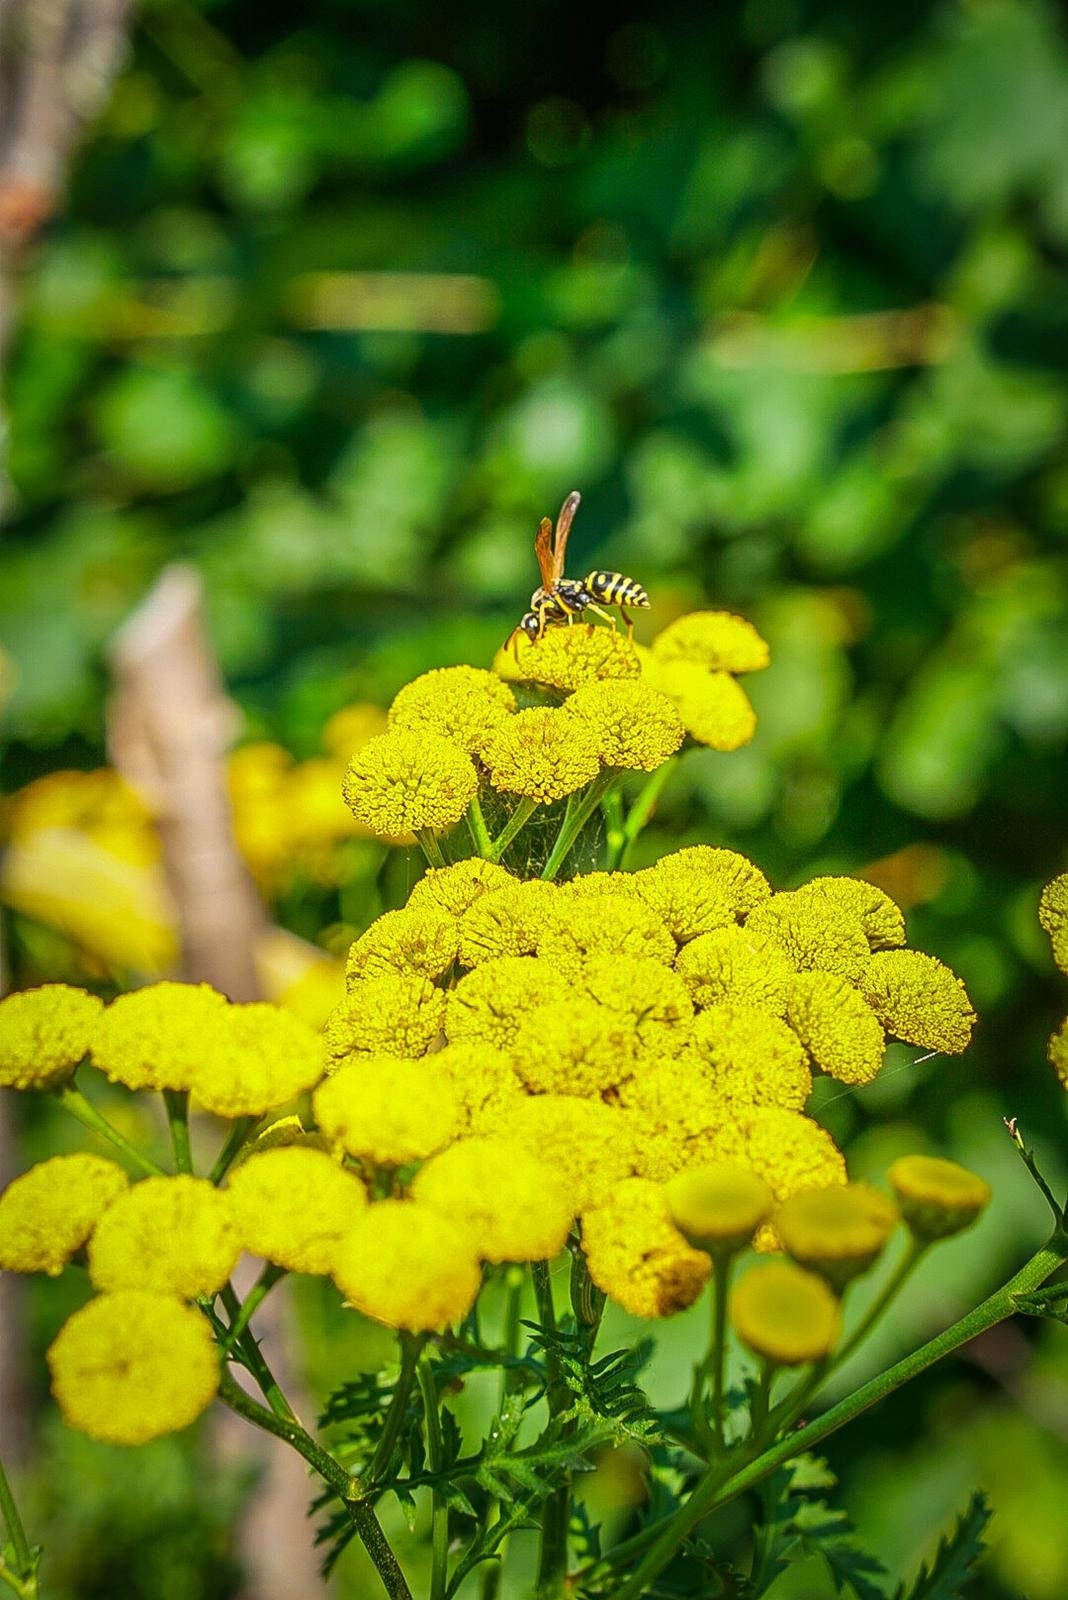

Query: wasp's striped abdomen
left=584, top=571, right=650, bottom=609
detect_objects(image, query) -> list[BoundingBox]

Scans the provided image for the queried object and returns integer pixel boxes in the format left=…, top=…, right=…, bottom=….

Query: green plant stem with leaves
left=0, top=1456, right=38, bottom=1600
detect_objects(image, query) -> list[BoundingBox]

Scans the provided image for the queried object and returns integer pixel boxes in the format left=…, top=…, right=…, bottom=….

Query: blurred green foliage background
left=3, top=0, right=1068, bottom=1594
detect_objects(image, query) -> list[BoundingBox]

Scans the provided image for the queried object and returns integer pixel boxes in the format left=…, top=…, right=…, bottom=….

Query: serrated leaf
left=894, top=1493, right=991, bottom=1600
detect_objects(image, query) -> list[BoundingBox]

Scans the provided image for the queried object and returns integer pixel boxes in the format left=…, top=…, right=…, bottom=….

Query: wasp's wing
left=534, top=516, right=555, bottom=590
left=552, top=491, right=581, bottom=582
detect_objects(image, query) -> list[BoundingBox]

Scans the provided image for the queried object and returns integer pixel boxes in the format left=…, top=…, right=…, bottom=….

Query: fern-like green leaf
left=894, top=1493, right=991, bottom=1600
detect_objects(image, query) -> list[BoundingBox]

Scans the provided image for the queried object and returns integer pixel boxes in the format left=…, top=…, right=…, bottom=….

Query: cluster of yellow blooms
left=1041, top=871, right=1068, bottom=1086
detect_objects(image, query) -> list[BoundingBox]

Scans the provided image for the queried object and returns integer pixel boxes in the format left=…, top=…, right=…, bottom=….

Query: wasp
left=509, top=490, right=649, bottom=653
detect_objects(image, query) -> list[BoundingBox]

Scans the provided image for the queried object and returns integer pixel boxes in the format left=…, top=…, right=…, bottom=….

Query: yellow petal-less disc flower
left=745, top=892, right=870, bottom=981
left=798, top=877, right=906, bottom=950
left=322, top=702, right=389, bottom=759
left=430, top=1041, right=526, bottom=1135
left=564, top=680, right=685, bottom=771
left=406, top=858, right=516, bottom=917
left=388, top=665, right=517, bottom=755
left=88, top=1175, right=240, bottom=1298
left=688, top=1002, right=812, bottom=1112
left=651, top=611, right=770, bottom=674
left=581, top=1178, right=710, bottom=1318
left=0, top=984, right=103, bottom=1090
left=412, top=1136, right=574, bottom=1263
left=888, top=1155, right=991, bottom=1240
left=325, top=973, right=447, bottom=1062
left=708, top=1108, right=848, bottom=1249
left=1049, top=1017, right=1068, bottom=1087
left=512, top=1000, right=639, bottom=1096
left=675, top=926, right=797, bottom=1014
left=650, top=661, right=757, bottom=751
left=633, top=853, right=768, bottom=944
left=457, top=880, right=557, bottom=965
left=312, top=1058, right=459, bottom=1164
left=860, top=950, right=976, bottom=1054
left=48, top=1291, right=220, bottom=1444
left=503, top=1095, right=638, bottom=1213
left=345, top=905, right=460, bottom=984
left=731, top=1260, right=840, bottom=1365
left=193, top=1002, right=326, bottom=1118
left=664, top=847, right=772, bottom=915
left=447, top=957, right=568, bottom=1048
left=535, top=891, right=675, bottom=966
left=616, top=1059, right=731, bottom=1182
left=342, top=730, right=478, bottom=838
left=0, top=1154, right=129, bottom=1275
left=227, top=1147, right=367, bottom=1274
left=774, top=1182, right=898, bottom=1290
left=495, top=624, right=641, bottom=690
left=576, top=955, right=694, bottom=1053
left=332, top=1200, right=482, bottom=1332
left=1039, top=872, right=1068, bottom=976
left=784, top=972, right=886, bottom=1086
left=481, top=707, right=601, bottom=804
left=665, top=1164, right=774, bottom=1256
left=92, top=982, right=230, bottom=1092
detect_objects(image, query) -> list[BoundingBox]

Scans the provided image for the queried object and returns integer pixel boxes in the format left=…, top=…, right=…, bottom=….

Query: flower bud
left=731, top=1259, right=841, bottom=1366
left=774, top=1182, right=897, bottom=1290
left=888, top=1155, right=991, bottom=1241
left=665, top=1164, right=773, bottom=1257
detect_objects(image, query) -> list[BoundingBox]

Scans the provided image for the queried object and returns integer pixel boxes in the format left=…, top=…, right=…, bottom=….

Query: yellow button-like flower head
left=784, top=973, right=886, bottom=1086
left=342, top=730, right=478, bottom=838
left=888, top=1155, right=991, bottom=1240
left=406, top=858, right=515, bottom=917
left=649, top=662, right=757, bottom=750
left=346, top=905, right=459, bottom=984
left=860, top=951, right=975, bottom=1054
left=745, top=892, right=870, bottom=981
left=447, top=957, right=568, bottom=1048
left=430, top=1040, right=526, bottom=1135
left=388, top=665, right=517, bottom=755
left=666, top=1164, right=774, bottom=1256
left=1039, top=872, right=1068, bottom=976
left=617, top=1057, right=731, bottom=1179
left=332, top=1200, right=482, bottom=1331
left=505, top=1095, right=637, bottom=1213
left=481, top=708, right=601, bottom=803
left=48, top=1291, right=220, bottom=1444
left=576, top=955, right=693, bottom=1054
left=0, top=984, right=103, bottom=1090
left=774, top=1182, right=898, bottom=1289
left=731, top=1260, right=840, bottom=1365
left=412, top=1136, right=574, bottom=1262
left=564, top=680, right=685, bottom=771
left=227, top=1147, right=367, bottom=1274
left=457, top=881, right=557, bottom=965
left=581, top=1178, right=710, bottom=1318
left=92, top=982, right=229, bottom=1093
left=88, top=1175, right=240, bottom=1298
left=495, top=625, right=641, bottom=690
left=326, top=973, right=446, bottom=1061
left=512, top=999, right=639, bottom=1096
left=688, top=1001, right=812, bottom=1112
left=634, top=851, right=769, bottom=943
left=675, top=926, right=796, bottom=1013
left=798, top=877, right=906, bottom=950
left=652, top=611, right=770, bottom=674
left=535, top=891, right=675, bottom=966
left=0, top=1154, right=129, bottom=1275
left=322, top=702, right=389, bottom=758
left=194, top=1003, right=326, bottom=1118
left=312, top=1058, right=459, bottom=1164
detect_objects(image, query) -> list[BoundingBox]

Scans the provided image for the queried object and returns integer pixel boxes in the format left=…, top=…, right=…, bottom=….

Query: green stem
left=416, top=830, right=449, bottom=869
left=53, top=1080, right=165, bottom=1177
left=418, top=1352, right=449, bottom=1600
left=219, top=1283, right=298, bottom=1424
left=163, top=1088, right=193, bottom=1174
left=367, top=1334, right=424, bottom=1487
left=1006, top=1118, right=1067, bottom=1227
left=209, top=1116, right=258, bottom=1185
left=0, top=1459, right=32, bottom=1584
left=601, top=787, right=626, bottom=871
left=532, top=1259, right=570, bottom=1597
left=605, top=1233, right=1068, bottom=1600
left=617, top=757, right=677, bottom=868
left=466, top=794, right=494, bottom=860
left=487, top=797, right=538, bottom=864
left=221, top=1263, right=286, bottom=1355
left=710, top=1260, right=731, bottom=1450
left=219, top=1370, right=413, bottom=1600
left=541, top=771, right=619, bottom=882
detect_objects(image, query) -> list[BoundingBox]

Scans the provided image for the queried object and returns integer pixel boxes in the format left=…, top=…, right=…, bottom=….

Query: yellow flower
left=616, top=1058, right=730, bottom=1180
left=512, top=1000, right=640, bottom=1096
left=665, top=1164, right=774, bottom=1256
left=649, top=661, right=757, bottom=751
left=332, top=1200, right=482, bottom=1332
left=325, top=973, right=447, bottom=1061
left=447, top=957, right=568, bottom=1048
left=406, top=857, right=516, bottom=917
left=535, top=891, right=675, bottom=966
left=798, top=877, right=906, bottom=950
left=193, top=1002, right=326, bottom=1118
left=888, top=1155, right=991, bottom=1240
left=0, top=1154, right=129, bottom=1276
left=495, top=625, right=641, bottom=690
left=731, top=1260, right=840, bottom=1365
left=675, top=926, right=796, bottom=1014
left=688, top=1002, right=812, bottom=1112
left=745, top=892, right=870, bottom=981
left=92, top=982, right=229, bottom=1093
left=666, top=847, right=772, bottom=914
left=48, top=1291, right=220, bottom=1444
left=652, top=611, right=770, bottom=674
left=481, top=708, right=601, bottom=804
left=430, top=1041, right=526, bottom=1135
left=1040, top=872, right=1068, bottom=975
left=576, top=955, right=693, bottom=1054
left=783, top=973, right=886, bottom=1086
left=0, top=984, right=103, bottom=1090
left=1049, top=1017, right=1068, bottom=1087
left=564, top=680, right=685, bottom=771
left=860, top=951, right=975, bottom=1054
left=322, top=703, right=389, bottom=759
left=710, top=1108, right=848, bottom=1249
left=227, top=1147, right=367, bottom=1274
left=412, top=1136, right=574, bottom=1263
left=346, top=905, right=460, bottom=983
left=581, top=1178, right=710, bottom=1318
left=457, top=880, right=557, bottom=965
left=88, top=1175, right=240, bottom=1297
left=388, top=665, right=517, bottom=754
left=633, top=850, right=770, bottom=943
left=503, top=1095, right=637, bottom=1213
left=312, top=1058, right=459, bottom=1164
left=342, top=730, right=478, bottom=838
left=774, top=1183, right=898, bottom=1290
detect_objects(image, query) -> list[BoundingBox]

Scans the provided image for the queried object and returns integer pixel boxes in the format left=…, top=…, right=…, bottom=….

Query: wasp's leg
left=535, top=601, right=553, bottom=642
left=584, top=602, right=619, bottom=629
left=620, top=607, right=636, bottom=638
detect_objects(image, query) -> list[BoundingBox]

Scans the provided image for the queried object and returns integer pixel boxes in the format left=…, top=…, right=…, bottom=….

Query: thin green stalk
left=53, top=1080, right=165, bottom=1177
left=532, top=1259, right=571, bottom=1597
left=605, top=1234, right=1068, bottom=1600
left=221, top=1263, right=286, bottom=1355
left=709, top=1261, right=731, bottom=1450
left=466, top=794, right=494, bottom=859
left=219, top=1282, right=298, bottom=1424
left=416, top=829, right=449, bottom=869
left=617, top=757, right=677, bottom=868
left=209, top=1116, right=258, bottom=1184
left=601, top=787, right=626, bottom=870
left=541, top=771, right=619, bottom=881
left=219, top=1370, right=413, bottom=1600
left=0, top=1459, right=33, bottom=1588
left=163, top=1088, right=193, bottom=1173
left=418, top=1352, right=449, bottom=1600
left=367, top=1334, right=424, bottom=1487
left=487, top=797, right=537, bottom=863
